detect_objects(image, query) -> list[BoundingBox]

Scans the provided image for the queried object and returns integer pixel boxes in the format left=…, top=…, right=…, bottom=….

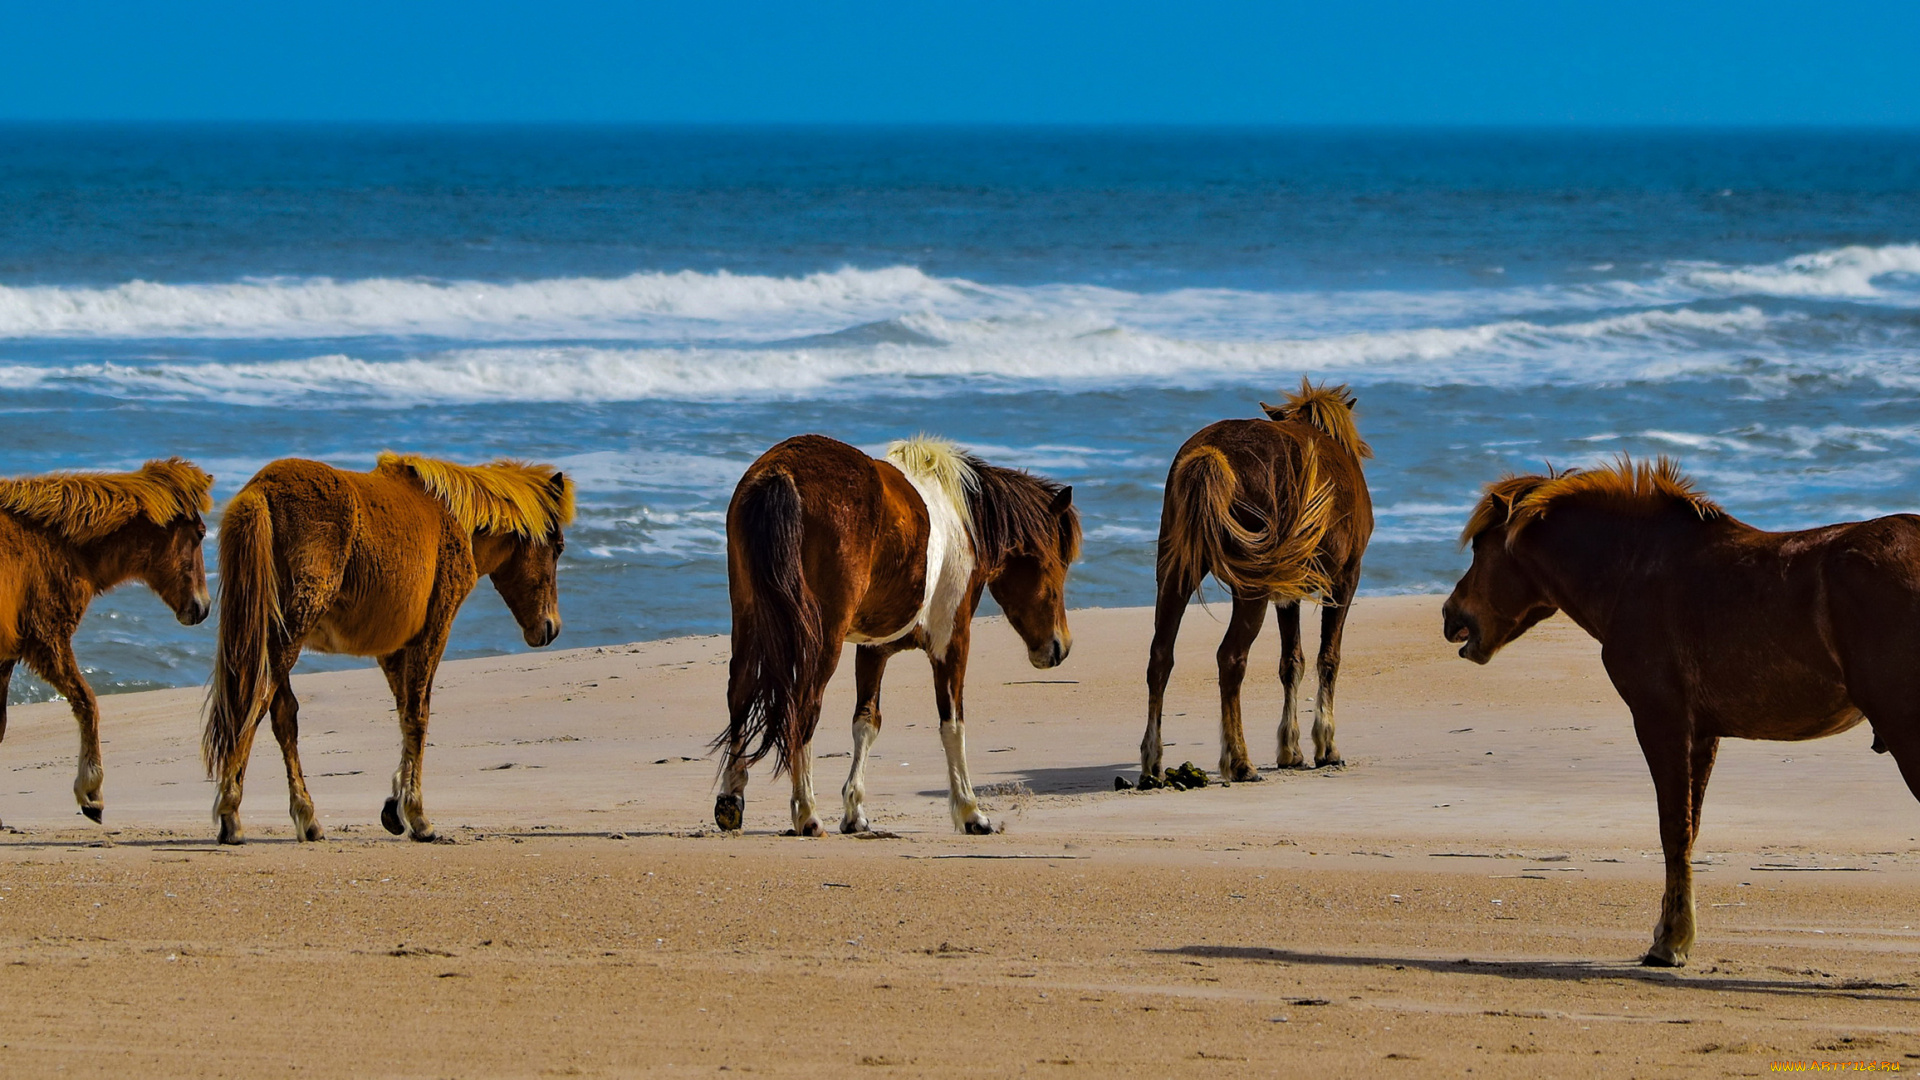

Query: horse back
left=243, top=459, right=463, bottom=655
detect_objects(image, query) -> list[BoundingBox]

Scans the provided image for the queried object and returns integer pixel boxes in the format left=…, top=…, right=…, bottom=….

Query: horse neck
left=67, top=527, right=151, bottom=596
left=469, top=531, right=515, bottom=575
left=1513, top=506, right=1672, bottom=643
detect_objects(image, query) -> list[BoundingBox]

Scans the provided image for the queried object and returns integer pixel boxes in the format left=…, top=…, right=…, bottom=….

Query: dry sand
left=0, top=595, right=1915, bottom=1076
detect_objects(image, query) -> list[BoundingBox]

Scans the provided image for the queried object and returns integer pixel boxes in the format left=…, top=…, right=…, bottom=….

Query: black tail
left=718, top=470, right=822, bottom=775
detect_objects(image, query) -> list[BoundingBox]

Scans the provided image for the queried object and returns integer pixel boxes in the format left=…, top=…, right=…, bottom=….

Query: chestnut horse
left=0, top=459, right=213, bottom=821
left=716, top=434, right=1080, bottom=836
left=203, top=453, right=572, bottom=844
left=1142, top=381, right=1373, bottom=784
left=1445, top=456, right=1920, bottom=966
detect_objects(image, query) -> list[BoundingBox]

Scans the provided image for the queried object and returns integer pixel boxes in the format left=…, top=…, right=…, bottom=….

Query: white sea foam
left=0, top=304, right=1785, bottom=405
left=0, top=243, right=1914, bottom=343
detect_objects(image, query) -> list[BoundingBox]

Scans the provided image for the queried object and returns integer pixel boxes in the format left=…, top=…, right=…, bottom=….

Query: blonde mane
left=1262, top=379, right=1372, bottom=460
left=376, top=453, right=575, bottom=542
left=0, top=458, right=213, bottom=543
left=1460, top=456, right=1722, bottom=545
left=885, top=435, right=978, bottom=535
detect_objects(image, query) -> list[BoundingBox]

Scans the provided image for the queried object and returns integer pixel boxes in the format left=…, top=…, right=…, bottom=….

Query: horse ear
left=1048, top=485, right=1073, bottom=514
left=1259, top=401, right=1286, bottom=420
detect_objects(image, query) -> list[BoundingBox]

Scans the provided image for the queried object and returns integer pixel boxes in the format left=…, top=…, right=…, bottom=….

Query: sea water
left=3, top=125, right=1919, bottom=700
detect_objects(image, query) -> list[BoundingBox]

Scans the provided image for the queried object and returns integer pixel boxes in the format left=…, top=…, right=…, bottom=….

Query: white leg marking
left=940, top=719, right=990, bottom=833
left=841, top=719, right=879, bottom=833
left=790, top=741, right=821, bottom=835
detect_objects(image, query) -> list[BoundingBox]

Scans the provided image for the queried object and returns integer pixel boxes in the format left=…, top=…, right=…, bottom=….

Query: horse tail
left=1159, top=442, right=1337, bottom=603
left=718, top=469, right=822, bottom=776
left=203, top=487, right=282, bottom=781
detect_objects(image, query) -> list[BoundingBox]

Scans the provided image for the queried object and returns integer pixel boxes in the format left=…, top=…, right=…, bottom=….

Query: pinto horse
left=716, top=434, right=1080, bottom=836
left=0, top=459, right=213, bottom=821
left=1445, top=456, right=1920, bottom=966
left=203, top=453, right=572, bottom=844
left=1142, top=382, right=1373, bottom=784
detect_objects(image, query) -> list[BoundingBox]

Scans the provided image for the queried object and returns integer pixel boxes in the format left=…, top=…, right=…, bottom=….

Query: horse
left=1444, top=455, right=1920, bottom=966
left=0, top=458, right=213, bottom=822
left=1141, top=381, right=1373, bottom=785
left=715, top=433, right=1080, bottom=837
left=202, top=453, right=572, bottom=845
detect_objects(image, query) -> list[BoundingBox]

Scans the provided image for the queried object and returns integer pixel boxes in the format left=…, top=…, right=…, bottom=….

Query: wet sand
left=1, top=596, right=1915, bottom=1076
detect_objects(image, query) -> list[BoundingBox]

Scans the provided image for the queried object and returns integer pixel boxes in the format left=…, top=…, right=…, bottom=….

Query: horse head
left=987, top=484, right=1079, bottom=669
left=480, top=471, right=569, bottom=649
left=141, top=510, right=212, bottom=626
left=1444, top=476, right=1557, bottom=664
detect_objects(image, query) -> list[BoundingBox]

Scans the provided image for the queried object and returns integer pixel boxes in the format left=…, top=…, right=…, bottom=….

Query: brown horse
left=1142, top=381, right=1373, bottom=784
left=0, top=459, right=213, bottom=821
left=203, top=453, right=572, bottom=844
left=1445, top=456, right=1920, bottom=966
left=716, top=433, right=1080, bottom=836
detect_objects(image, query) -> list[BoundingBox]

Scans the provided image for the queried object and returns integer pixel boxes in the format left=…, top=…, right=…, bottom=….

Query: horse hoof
left=1229, top=766, right=1263, bottom=783
left=302, top=823, right=325, bottom=842
left=840, top=816, right=870, bottom=835
left=409, top=829, right=438, bottom=844
left=714, top=794, right=744, bottom=832
left=216, top=820, right=245, bottom=846
left=1316, top=756, right=1345, bottom=769
left=81, top=805, right=103, bottom=823
left=380, top=798, right=405, bottom=835
left=963, top=819, right=995, bottom=836
left=796, top=819, right=824, bottom=838
left=1136, top=773, right=1164, bottom=791
left=1641, top=949, right=1685, bottom=968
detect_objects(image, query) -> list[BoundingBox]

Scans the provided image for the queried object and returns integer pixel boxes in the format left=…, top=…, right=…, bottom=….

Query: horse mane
left=1460, top=456, right=1722, bottom=545
left=1262, top=379, right=1372, bottom=460
left=0, top=458, right=213, bottom=543
left=886, top=435, right=1080, bottom=571
left=376, top=453, right=575, bottom=542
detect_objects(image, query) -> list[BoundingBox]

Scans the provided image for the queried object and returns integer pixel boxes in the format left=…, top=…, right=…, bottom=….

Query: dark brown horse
left=203, top=453, right=572, bottom=844
left=1142, top=381, right=1373, bottom=784
left=717, top=433, right=1080, bottom=836
left=1445, top=456, right=1920, bottom=966
left=0, top=459, right=213, bottom=821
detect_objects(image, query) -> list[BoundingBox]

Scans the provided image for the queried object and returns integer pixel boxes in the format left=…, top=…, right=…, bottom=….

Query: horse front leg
left=1215, top=595, right=1267, bottom=782
left=1274, top=601, right=1306, bottom=767
left=1142, top=572, right=1195, bottom=785
left=0, top=659, right=14, bottom=742
left=28, top=638, right=106, bottom=822
left=384, top=637, right=448, bottom=843
left=931, top=635, right=992, bottom=835
left=841, top=644, right=895, bottom=834
left=1312, top=582, right=1357, bottom=768
left=1635, top=710, right=1709, bottom=966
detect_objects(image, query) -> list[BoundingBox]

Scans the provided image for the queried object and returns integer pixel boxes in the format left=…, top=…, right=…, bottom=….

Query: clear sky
left=2, top=0, right=1916, bottom=126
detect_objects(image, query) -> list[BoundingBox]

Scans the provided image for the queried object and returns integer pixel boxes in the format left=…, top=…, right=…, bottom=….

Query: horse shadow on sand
left=1155, top=945, right=1920, bottom=1003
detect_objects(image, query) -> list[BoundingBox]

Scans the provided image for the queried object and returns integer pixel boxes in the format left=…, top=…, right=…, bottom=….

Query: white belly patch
left=844, top=439, right=978, bottom=656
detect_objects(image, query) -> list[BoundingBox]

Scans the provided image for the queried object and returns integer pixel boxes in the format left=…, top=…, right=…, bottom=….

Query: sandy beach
left=1, top=595, right=1915, bottom=1076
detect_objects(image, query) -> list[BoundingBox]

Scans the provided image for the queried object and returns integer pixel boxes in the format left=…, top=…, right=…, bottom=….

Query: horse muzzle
left=1442, top=609, right=1489, bottom=663
left=178, top=593, right=212, bottom=626
left=525, top=615, right=561, bottom=648
left=1028, top=634, right=1070, bottom=669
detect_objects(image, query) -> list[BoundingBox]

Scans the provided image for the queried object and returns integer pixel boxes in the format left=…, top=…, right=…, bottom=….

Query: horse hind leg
left=786, top=648, right=839, bottom=837
left=267, top=671, right=323, bottom=841
left=840, top=645, right=891, bottom=834
left=1273, top=601, right=1306, bottom=768
left=1215, top=594, right=1267, bottom=782
left=1311, top=584, right=1358, bottom=768
left=1142, top=573, right=1196, bottom=784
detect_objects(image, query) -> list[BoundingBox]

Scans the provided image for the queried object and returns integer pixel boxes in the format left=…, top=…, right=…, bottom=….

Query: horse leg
left=1142, top=573, right=1195, bottom=784
left=715, top=652, right=751, bottom=831
left=932, top=638, right=993, bottom=835
left=1215, top=595, right=1267, bottom=782
left=1274, top=601, right=1306, bottom=767
left=1635, top=711, right=1707, bottom=966
left=1312, top=582, right=1358, bottom=768
left=267, top=668, right=323, bottom=841
left=787, top=647, right=840, bottom=838
left=0, top=659, right=13, bottom=743
left=840, top=644, right=893, bottom=834
left=385, top=638, right=448, bottom=842
left=27, top=638, right=106, bottom=822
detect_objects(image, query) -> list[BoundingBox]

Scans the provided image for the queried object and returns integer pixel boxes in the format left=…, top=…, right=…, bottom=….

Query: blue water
left=5, top=125, right=1920, bottom=701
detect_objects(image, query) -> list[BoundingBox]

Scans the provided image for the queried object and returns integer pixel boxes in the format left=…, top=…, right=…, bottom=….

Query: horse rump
left=1159, top=441, right=1336, bottom=603
left=719, top=469, right=823, bottom=775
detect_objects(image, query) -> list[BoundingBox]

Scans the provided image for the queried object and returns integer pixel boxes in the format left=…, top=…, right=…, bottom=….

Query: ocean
left=4, top=125, right=1919, bottom=701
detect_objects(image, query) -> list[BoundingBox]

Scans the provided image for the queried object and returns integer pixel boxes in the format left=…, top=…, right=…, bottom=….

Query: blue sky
left=2, top=1, right=1916, bottom=125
